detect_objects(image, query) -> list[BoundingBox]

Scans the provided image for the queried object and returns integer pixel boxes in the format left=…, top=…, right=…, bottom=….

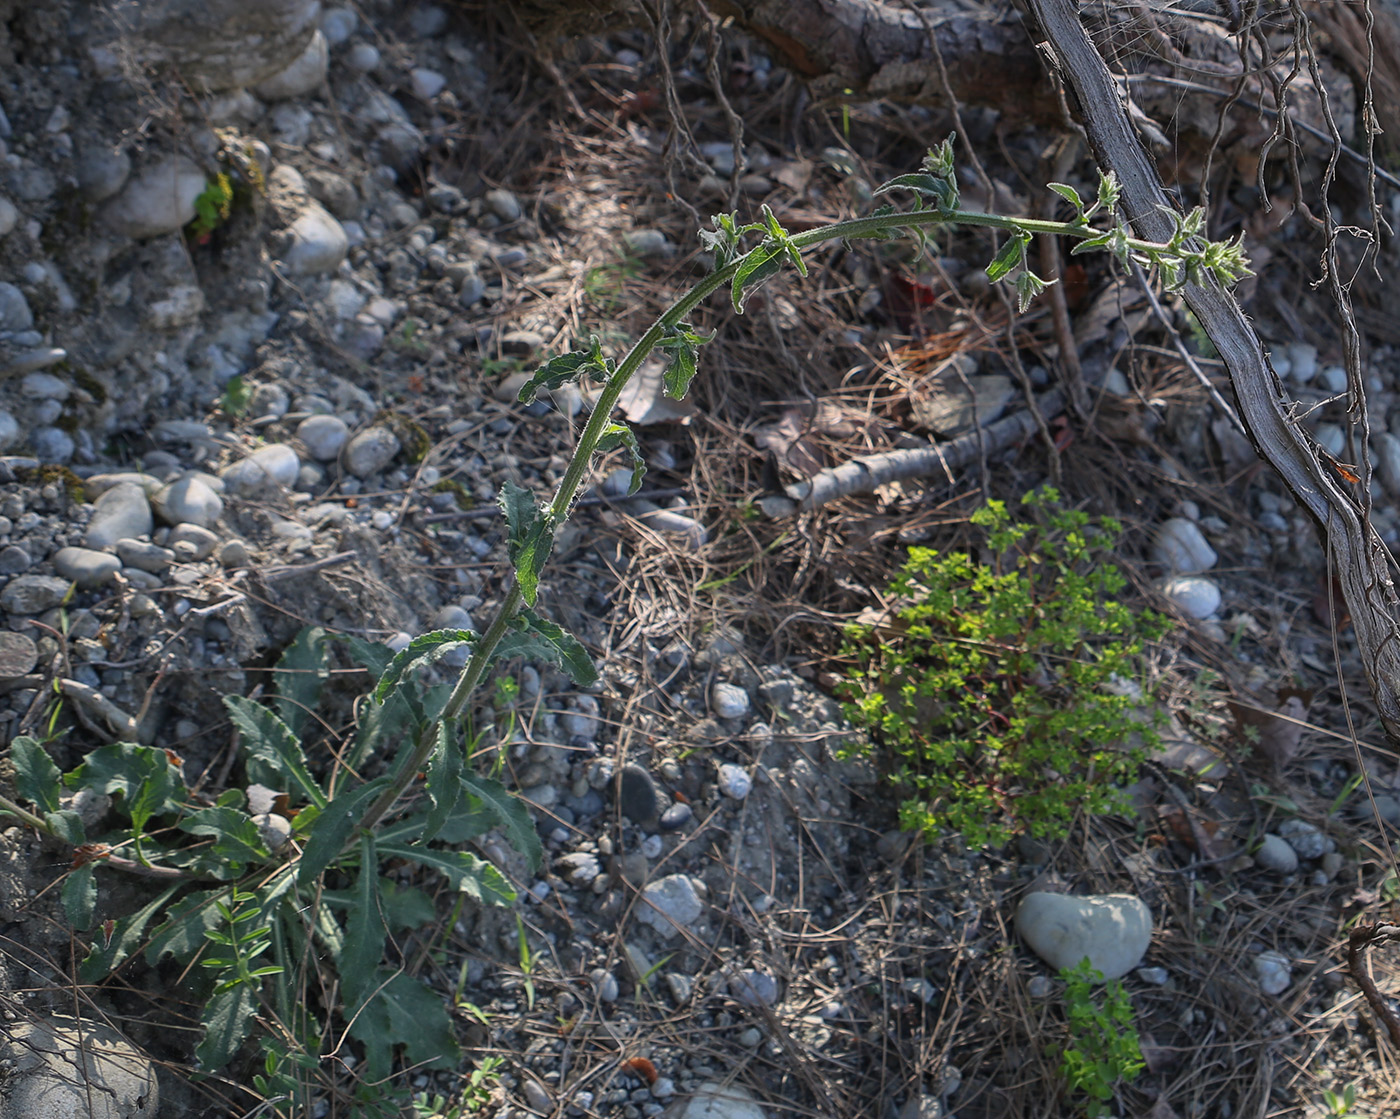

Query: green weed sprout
left=1058, top=958, right=1145, bottom=1118
left=838, top=489, right=1169, bottom=847
left=188, top=172, right=233, bottom=241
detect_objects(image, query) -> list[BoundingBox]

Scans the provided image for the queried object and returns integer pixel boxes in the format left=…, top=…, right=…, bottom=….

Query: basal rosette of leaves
left=839, top=489, right=1171, bottom=848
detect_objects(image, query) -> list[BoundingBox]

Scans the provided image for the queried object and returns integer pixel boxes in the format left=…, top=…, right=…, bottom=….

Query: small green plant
left=838, top=489, right=1170, bottom=847
left=188, top=172, right=233, bottom=241
left=2, top=627, right=536, bottom=1113
left=583, top=248, right=645, bottom=314
left=1322, top=1081, right=1364, bottom=1118
left=1057, top=958, right=1145, bottom=1118
left=412, top=1056, right=504, bottom=1118
left=219, top=373, right=251, bottom=417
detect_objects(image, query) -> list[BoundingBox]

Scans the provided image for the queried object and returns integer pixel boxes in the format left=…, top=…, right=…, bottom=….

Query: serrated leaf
left=462, top=774, right=542, bottom=872
left=225, top=695, right=325, bottom=809
left=11, top=736, right=61, bottom=813
left=494, top=608, right=598, bottom=687
left=350, top=684, right=420, bottom=770
left=596, top=421, right=644, bottom=496
left=346, top=970, right=460, bottom=1083
left=516, top=340, right=612, bottom=404
left=340, top=834, right=385, bottom=1010
left=143, top=888, right=227, bottom=966
left=63, top=864, right=96, bottom=930
left=372, top=630, right=477, bottom=704
left=274, top=627, right=329, bottom=739
left=196, top=982, right=260, bottom=1070
left=80, top=883, right=182, bottom=980
left=986, top=233, right=1028, bottom=283
left=378, top=841, right=515, bottom=906
left=297, top=777, right=392, bottom=888
left=497, top=479, right=555, bottom=606
left=1069, top=231, right=1114, bottom=255
left=730, top=242, right=786, bottom=314
left=423, top=720, right=463, bottom=842
left=179, top=806, right=269, bottom=872
left=339, top=634, right=396, bottom=677
left=381, top=796, right=495, bottom=847
left=1047, top=182, right=1084, bottom=212
left=656, top=322, right=710, bottom=401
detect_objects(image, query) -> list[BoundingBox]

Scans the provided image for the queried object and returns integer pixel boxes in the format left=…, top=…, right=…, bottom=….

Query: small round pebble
left=297, top=414, right=350, bottom=461
left=1253, top=950, right=1291, bottom=996
left=1255, top=833, right=1299, bottom=874
left=1278, top=819, right=1326, bottom=859
left=711, top=681, right=750, bottom=720
left=650, top=1078, right=676, bottom=1100
left=343, top=425, right=401, bottom=478
left=659, top=802, right=693, bottom=831
left=717, top=763, right=752, bottom=800
left=618, top=763, right=662, bottom=825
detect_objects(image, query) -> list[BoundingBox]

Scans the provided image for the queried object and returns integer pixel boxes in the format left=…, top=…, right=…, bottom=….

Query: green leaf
left=340, top=834, right=386, bottom=1010
left=372, top=629, right=477, bottom=704
left=225, top=695, right=325, bottom=809
left=596, top=421, right=645, bottom=496
left=377, top=841, right=515, bottom=907
left=1047, top=182, right=1084, bottom=213
left=196, top=982, right=260, bottom=1070
left=516, top=337, right=613, bottom=404
left=273, top=626, right=329, bottom=739
left=63, top=865, right=97, bottom=930
left=730, top=242, right=787, bottom=314
left=350, top=684, right=421, bottom=770
left=346, top=970, right=460, bottom=1083
left=339, top=634, right=396, bottom=677
left=656, top=321, right=710, bottom=400
left=179, top=806, right=270, bottom=873
left=144, top=888, right=227, bottom=966
left=381, top=796, right=495, bottom=847
left=497, top=479, right=555, bottom=606
left=873, top=172, right=957, bottom=211
left=11, top=736, right=62, bottom=813
left=44, top=810, right=85, bottom=845
left=79, top=883, right=182, bottom=980
left=297, top=777, right=392, bottom=889
left=462, top=774, right=542, bottom=872
left=494, top=609, right=598, bottom=687
left=986, top=233, right=1028, bottom=283
left=423, top=720, right=463, bottom=843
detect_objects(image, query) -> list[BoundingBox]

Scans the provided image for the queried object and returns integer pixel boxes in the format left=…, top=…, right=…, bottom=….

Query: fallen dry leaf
left=616, top=356, right=698, bottom=425
left=1227, top=689, right=1312, bottom=770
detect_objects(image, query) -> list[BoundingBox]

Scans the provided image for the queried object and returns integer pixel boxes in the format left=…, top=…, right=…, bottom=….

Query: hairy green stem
left=349, top=203, right=1202, bottom=838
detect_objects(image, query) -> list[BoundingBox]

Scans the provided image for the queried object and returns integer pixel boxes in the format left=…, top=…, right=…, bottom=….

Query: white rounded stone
left=1254, top=950, right=1291, bottom=995
left=717, top=763, right=752, bottom=800
left=1014, top=892, right=1152, bottom=980
left=711, top=681, right=750, bottom=720
left=254, top=29, right=328, bottom=100
left=221, top=444, right=301, bottom=494
left=101, top=156, right=208, bottom=239
left=280, top=201, right=348, bottom=276
left=1159, top=575, right=1221, bottom=620
left=1151, top=517, right=1218, bottom=574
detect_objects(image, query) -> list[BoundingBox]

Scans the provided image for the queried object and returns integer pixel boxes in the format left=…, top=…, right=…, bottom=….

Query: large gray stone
left=101, top=156, right=208, bottom=239
left=0, top=1014, right=158, bottom=1119
left=85, top=482, right=154, bottom=549
left=1015, top=892, right=1152, bottom=981
left=254, top=28, right=328, bottom=100
left=99, top=0, right=320, bottom=92
left=0, top=575, right=72, bottom=615
left=911, top=374, right=1014, bottom=437
left=53, top=547, right=123, bottom=589
left=152, top=476, right=224, bottom=528
left=221, top=444, right=301, bottom=494
left=279, top=201, right=348, bottom=276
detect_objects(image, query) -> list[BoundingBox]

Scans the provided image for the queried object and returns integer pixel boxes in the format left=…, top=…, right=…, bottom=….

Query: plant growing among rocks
left=837, top=489, right=1170, bottom=847
left=1057, top=958, right=1145, bottom=1117
left=1, top=135, right=1242, bottom=1105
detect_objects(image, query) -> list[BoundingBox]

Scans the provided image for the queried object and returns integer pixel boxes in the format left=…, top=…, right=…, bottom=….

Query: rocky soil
left=2, top=2, right=1400, bottom=1118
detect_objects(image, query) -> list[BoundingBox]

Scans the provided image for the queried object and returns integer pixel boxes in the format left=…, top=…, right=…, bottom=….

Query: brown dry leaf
left=616, top=356, right=698, bottom=425
left=1158, top=805, right=1234, bottom=861
left=754, top=400, right=872, bottom=478
left=1227, top=689, right=1313, bottom=770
